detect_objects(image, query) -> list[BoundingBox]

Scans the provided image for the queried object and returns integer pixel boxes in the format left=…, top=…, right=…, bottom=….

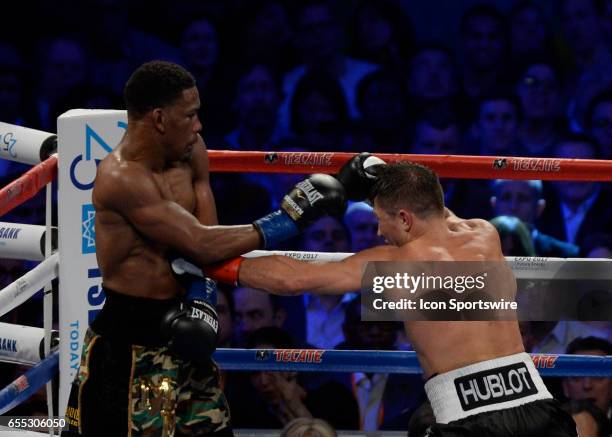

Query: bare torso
left=93, top=142, right=213, bottom=299
left=394, top=216, right=524, bottom=377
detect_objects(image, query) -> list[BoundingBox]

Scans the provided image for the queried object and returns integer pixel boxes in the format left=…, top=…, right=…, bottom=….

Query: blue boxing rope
left=0, top=349, right=608, bottom=414
left=0, top=351, right=58, bottom=415
left=213, top=349, right=612, bottom=377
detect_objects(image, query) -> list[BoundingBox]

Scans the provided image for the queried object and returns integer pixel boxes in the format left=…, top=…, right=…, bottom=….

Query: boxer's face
left=163, top=86, right=202, bottom=161
left=373, top=199, right=405, bottom=246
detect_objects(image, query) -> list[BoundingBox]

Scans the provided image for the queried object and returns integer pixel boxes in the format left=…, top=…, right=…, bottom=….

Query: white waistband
left=424, top=352, right=552, bottom=424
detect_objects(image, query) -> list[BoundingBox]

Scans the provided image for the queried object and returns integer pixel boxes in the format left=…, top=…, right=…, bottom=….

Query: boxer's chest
left=155, top=165, right=195, bottom=213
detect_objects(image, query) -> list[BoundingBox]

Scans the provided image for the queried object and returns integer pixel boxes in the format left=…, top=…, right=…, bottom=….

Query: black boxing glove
left=336, top=152, right=386, bottom=201
left=253, top=173, right=346, bottom=248
left=161, top=276, right=219, bottom=364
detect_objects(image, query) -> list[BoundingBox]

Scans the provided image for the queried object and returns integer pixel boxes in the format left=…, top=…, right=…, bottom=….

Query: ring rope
left=0, top=123, right=57, bottom=165
left=0, top=351, right=58, bottom=415
left=213, top=349, right=612, bottom=377
left=0, top=221, right=56, bottom=261
left=0, top=154, right=57, bottom=217
left=0, top=322, right=58, bottom=366
left=0, top=348, right=606, bottom=416
left=0, top=252, right=59, bottom=318
left=172, top=251, right=612, bottom=281
left=207, top=150, right=612, bottom=181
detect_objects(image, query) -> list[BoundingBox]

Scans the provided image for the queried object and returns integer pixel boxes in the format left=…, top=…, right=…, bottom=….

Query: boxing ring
left=0, top=111, right=611, bottom=434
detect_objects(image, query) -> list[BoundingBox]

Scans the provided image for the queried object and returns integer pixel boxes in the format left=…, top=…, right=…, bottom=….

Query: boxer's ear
left=152, top=108, right=165, bottom=134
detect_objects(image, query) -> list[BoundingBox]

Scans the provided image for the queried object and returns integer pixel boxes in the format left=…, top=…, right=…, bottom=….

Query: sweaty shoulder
left=189, top=135, right=208, bottom=172
left=93, top=153, right=160, bottom=211
left=449, top=217, right=496, bottom=234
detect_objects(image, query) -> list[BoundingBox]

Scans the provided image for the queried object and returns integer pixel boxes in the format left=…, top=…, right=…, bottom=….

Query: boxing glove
left=161, top=276, right=219, bottom=364
left=253, top=173, right=346, bottom=248
left=336, top=152, right=386, bottom=201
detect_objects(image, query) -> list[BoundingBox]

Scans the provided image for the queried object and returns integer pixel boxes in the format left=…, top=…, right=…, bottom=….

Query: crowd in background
left=0, top=0, right=611, bottom=434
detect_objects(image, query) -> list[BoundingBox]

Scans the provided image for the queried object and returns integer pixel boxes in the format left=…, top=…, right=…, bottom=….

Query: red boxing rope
left=208, top=151, right=612, bottom=181
left=0, top=155, right=57, bottom=217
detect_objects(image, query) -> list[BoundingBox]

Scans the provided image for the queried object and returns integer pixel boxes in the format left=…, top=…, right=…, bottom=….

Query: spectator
left=407, top=402, right=436, bottom=437
left=515, top=59, right=565, bottom=157
left=289, top=69, right=349, bottom=151
left=355, top=69, right=410, bottom=153
left=0, top=43, right=32, bottom=128
left=563, top=337, right=612, bottom=417
left=585, top=89, right=612, bottom=159
left=277, top=0, right=378, bottom=134
left=84, top=0, right=180, bottom=96
left=559, top=0, right=612, bottom=79
left=348, top=0, right=414, bottom=72
left=179, top=16, right=231, bottom=141
left=301, top=216, right=354, bottom=349
left=410, top=110, right=462, bottom=205
left=344, top=202, right=385, bottom=252
left=217, top=285, right=235, bottom=347
left=407, top=44, right=463, bottom=122
left=490, top=179, right=579, bottom=257
left=581, top=232, right=612, bottom=258
left=599, top=0, right=612, bottom=52
left=509, top=1, right=554, bottom=63
left=33, top=36, right=89, bottom=131
left=562, top=400, right=611, bottom=437
left=233, top=286, right=287, bottom=344
left=471, top=91, right=523, bottom=156
left=489, top=215, right=536, bottom=256
left=281, top=417, right=337, bottom=437
left=459, top=4, right=510, bottom=101
left=540, top=133, right=612, bottom=248
left=239, top=0, right=296, bottom=73
left=225, top=63, right=283, bottom=150
left=411, top=110, right=492, bottom=219
left=227, top=327, right=359, bottom=429
left=336, top=298, right=424, bottom=430
left=521, top=322, right=611, bottom=355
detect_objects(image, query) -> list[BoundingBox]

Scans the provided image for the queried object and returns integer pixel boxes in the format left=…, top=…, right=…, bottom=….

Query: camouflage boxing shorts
left=62, top=288, right=232, bottom=437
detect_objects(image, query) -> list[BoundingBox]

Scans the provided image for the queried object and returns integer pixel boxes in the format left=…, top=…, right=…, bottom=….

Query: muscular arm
left=94, top=161, right=260, bottom=266
left=238, top=245, right=398, bottom=295
left=191, top=136, right=218, bottom=226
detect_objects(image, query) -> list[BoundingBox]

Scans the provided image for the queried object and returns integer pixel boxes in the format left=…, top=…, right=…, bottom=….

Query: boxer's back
left=399, top=216, right=524, bottom=377
left=93, top=144, right=197, bottom=299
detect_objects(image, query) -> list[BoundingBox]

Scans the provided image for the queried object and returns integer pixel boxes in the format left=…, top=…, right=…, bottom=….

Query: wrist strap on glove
left=253, top=210, right=299, bottom=249
left=202, top=257, right=244, bottom=286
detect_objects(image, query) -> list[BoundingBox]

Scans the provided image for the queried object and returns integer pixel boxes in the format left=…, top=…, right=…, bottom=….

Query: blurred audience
left=344, top=202, right=385, bottom=252
left=281, top=417, right=337, bottom=437
left=563, top=337, right=612, bottom=419
left=490, top=179, right=579, bottom=257
left=562, top=400, right=610, bottom=437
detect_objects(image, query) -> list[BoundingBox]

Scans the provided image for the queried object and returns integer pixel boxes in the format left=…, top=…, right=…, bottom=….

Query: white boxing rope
left=245, top=250, right=354, bottom=262
left=0, top=252, right=59, bottom=318
left=0, top=222, right=56, bottom=261
left=0, top=122, right=57, bottom=165
left=172, top=251, right=612, bottom=281
left=0, top=322, right=58, bottom=366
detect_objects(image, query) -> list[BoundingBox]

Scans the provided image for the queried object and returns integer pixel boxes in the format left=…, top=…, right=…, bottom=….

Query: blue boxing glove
left=161, top=277, right=219, bottom=364
left=253, top=173, right=346, bottom=248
